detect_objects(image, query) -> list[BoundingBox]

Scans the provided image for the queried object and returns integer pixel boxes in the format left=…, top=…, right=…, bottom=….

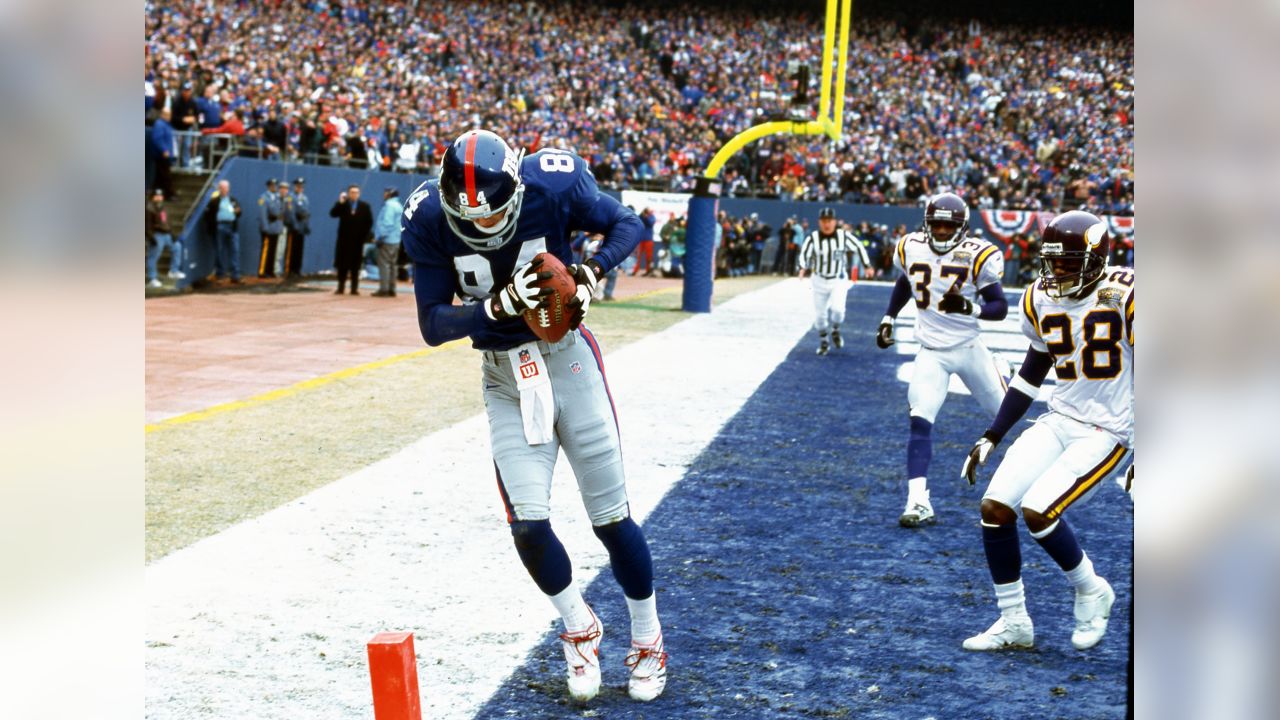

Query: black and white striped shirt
left=798, top=229, right=870, bottom=278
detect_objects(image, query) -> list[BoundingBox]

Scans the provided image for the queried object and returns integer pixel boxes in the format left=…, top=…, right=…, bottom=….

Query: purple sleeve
left=885, top=275, right=913, bottom=318
left=977, top=282, right=1009, bottom=320
left=986, top=348, right=1055, bottom=442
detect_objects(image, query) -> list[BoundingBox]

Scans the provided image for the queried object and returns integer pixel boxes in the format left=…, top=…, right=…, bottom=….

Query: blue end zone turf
left=475, top=284, right=1132, bottom=719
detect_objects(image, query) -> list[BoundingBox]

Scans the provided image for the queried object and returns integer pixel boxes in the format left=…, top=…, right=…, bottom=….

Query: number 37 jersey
left=1021, top=267, right=1134, bottom=443
left=893, top=232, right=1005, bottom=349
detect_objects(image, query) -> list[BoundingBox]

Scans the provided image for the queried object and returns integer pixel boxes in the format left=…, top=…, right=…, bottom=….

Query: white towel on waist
left=506, top=342, right=555, bottom=445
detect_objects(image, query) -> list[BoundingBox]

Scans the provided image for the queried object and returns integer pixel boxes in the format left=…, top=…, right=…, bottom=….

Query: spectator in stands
left=194, top=84, right=222, bottom=131
left=329, top=184, right=373, bottom=295
left=261, top=108, right=288, bottom=161
left=149, top=108, right=176, bottom=199
left=284, top=178, right=310, bottom=281
left=145, top=188, right=184, bottom=287
left=145, top=1, right=1130, bottom=213
left=666, top=216, right=686, bottom=277
left=171, top=82, right=198, bottom=168
left=773, top=218, right=798, bottom=275
left=372, top=187, right=404, bottom=297
left=632, top=208, right=656, bottom=277
left=201, top=107, right=245, bottom=137
left=201, top=179, right=243, bottom=284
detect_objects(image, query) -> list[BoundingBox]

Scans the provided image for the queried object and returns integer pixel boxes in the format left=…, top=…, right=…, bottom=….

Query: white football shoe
left=1071, top=578, right=1116, bottom=650
left=962, top=614, right=1035, bottom=651
left=898, top=491, right=935, bottom=527
left=624, top=632, right=668, bottom=702
left=559, top=608, right=603, bottom=702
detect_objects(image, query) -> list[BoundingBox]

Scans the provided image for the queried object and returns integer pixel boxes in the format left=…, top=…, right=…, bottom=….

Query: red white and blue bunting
left=976, top=209, right=1135, bottom=242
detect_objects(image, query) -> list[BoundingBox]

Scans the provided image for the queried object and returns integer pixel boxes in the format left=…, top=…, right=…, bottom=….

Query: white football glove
left=567, top=259, right=603, bottom=329
left=961, top=432, right=1000, bottom=486
left=568, top=259, right=601, bottom=295
left=485, top=257, right=552, bottom=321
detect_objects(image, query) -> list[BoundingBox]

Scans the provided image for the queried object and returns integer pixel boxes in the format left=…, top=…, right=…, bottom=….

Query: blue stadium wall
left=181, top=158, right=922, bottom=286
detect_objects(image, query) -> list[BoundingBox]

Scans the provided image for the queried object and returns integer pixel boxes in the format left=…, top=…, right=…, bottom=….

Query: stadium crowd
left=145, top=0, right=1132, bottom=215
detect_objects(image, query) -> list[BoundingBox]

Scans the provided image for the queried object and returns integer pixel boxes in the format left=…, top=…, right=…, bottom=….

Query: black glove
left=484, top=257, right=553, bottom=321
left=961, top=430, right=1002, bottom=486
left=875, top=315, right=895, bottom=349
left=938, top=291, right=975, bottom=315
left=1120, top=464, right=1134, bottom=495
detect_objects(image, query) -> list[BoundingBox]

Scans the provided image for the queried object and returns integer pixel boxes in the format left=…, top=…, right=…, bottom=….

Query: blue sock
left=510, top=520, right=572, bottom=596
left=907, top=416, right=932, bottom=479
left=1033, top=518, right=1085, bottom=571
left=982, top=522, right=1022, bottom=584
left=592, top=517, right=654, bottom=600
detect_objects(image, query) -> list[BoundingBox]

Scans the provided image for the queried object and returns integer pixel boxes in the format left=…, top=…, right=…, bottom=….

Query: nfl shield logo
left=570, top=361, right=582, bottom=374
left=519, top=349, right=531, bottom=364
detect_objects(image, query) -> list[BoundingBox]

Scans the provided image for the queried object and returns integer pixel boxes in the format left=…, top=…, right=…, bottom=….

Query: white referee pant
left=907, top=339, right=1007, bottom=423
left=809, top=275, right=851, bottom=333
left=983, top=412, right=1130, bottom=520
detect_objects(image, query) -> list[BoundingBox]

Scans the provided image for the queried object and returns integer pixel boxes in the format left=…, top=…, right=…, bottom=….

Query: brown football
left=522, top=252, right=578, bottom=343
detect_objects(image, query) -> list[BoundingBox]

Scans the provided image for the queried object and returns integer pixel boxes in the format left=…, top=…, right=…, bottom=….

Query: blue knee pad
left=907, top=415, right=933, bottom=479
left=592, top=517, right=654, bottom=600
left=510, top=519, right=572, bottom=596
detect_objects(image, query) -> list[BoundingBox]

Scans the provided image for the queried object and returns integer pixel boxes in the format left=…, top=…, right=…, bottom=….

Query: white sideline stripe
left=145, top=278, right=815, bottom=720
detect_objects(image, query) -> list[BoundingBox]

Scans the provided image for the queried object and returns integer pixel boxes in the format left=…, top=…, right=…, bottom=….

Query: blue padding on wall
left=682, top=194, right=719, bottom=312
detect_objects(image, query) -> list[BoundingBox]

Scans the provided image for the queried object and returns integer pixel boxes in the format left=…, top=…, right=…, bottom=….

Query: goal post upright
left=682, top=0, right=852, bottom=312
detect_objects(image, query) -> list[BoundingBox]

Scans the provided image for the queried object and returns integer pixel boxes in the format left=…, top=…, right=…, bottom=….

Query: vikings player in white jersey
left=960, top=210, right=1133, bottom=652
left=875, top=193, right=1010, bottom=527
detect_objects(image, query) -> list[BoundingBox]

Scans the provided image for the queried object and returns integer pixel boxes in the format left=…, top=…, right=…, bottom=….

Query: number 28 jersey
left=1021, top=266, right=1134, bottom=444
left=893, top=232, right=1005, bottom=349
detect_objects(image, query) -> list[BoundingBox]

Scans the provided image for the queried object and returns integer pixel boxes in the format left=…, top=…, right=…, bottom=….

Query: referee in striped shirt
left=797, top=207, right=871, bottom=355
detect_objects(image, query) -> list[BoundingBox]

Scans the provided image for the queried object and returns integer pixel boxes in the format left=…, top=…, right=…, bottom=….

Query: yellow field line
left=144, top=339, right=468, bottom=433
left=145, top=288, right=686, bottom=434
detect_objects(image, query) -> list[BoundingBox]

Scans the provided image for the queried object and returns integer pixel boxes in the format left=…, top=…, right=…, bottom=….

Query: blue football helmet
left=439, top=129, right=525, bottom=251
left=922, top=192, right=969, bottom=254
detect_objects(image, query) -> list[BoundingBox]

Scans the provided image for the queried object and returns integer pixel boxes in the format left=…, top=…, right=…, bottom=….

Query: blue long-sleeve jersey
left=401, top=148, right=642, bottom=350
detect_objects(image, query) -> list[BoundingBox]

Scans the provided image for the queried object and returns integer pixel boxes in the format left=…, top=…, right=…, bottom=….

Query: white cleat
left=831, top=329, right=844, bottom=348
left=625, top=632, right=668, bottom=702
left=560, top=609, right=603, bottom=703
left=898, top=493, right=935, bottom=527
left=963, top=615, right=1035, bottom=651
left=1071, top=578, right=1116, bottom=650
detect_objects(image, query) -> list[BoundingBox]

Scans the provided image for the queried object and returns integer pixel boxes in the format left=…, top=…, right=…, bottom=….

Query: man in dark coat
left=329, top=184, right=374, bottom=294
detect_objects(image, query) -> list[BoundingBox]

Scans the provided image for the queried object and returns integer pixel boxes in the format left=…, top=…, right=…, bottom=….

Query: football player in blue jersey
left=401, top=130, right=667, bottom=703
